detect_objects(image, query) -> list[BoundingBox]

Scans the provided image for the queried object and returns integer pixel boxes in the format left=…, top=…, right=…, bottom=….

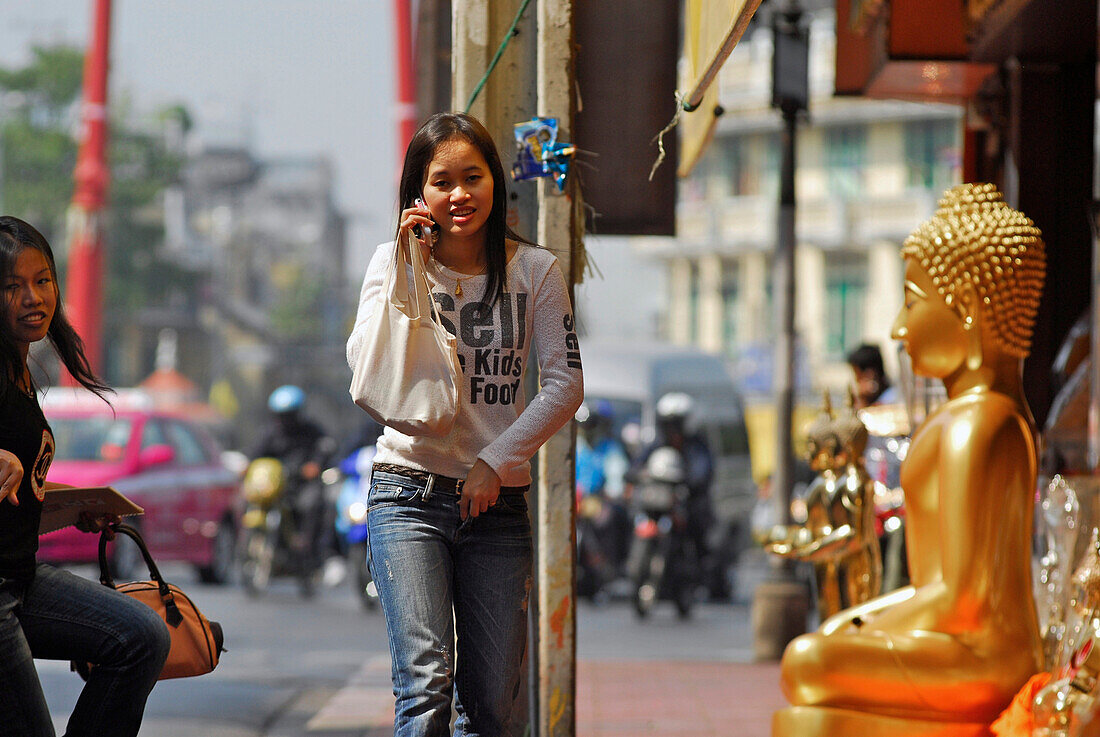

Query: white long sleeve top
left=346, top=241, right=584, bottom=487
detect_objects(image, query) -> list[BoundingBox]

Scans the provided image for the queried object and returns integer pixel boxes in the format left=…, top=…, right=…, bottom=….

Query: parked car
left=36, top=388, right=240, bottom=583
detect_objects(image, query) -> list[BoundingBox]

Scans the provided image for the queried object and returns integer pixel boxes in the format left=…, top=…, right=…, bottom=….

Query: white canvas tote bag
left=350, top=232, right=461, bottom=437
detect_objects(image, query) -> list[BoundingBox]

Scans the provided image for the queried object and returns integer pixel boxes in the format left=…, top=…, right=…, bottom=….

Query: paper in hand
left=38, top=486, right=144, bottom=535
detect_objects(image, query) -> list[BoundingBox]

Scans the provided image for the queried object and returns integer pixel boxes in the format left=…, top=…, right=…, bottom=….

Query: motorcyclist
left=575, top=400, right=631, bottom=578
left=249, top=385, right=335, bottom=569
left=576, top=400, right=629, bottom=499
left=631, top=392, right=714, bottom=568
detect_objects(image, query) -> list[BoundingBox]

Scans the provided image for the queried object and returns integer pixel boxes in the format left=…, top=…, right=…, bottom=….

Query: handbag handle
left=98, top=523, right=183, bottom=627
left=98, top=523, right=169, bottom=594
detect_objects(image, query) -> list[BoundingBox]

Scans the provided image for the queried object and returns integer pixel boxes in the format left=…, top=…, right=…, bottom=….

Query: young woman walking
left=347, top=112, right=583, bottom=736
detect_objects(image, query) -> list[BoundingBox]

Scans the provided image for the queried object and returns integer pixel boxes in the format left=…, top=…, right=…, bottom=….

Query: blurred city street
left=8, top=0, right=1085, bottom=734
left=39, top=552, right=785, bottom=737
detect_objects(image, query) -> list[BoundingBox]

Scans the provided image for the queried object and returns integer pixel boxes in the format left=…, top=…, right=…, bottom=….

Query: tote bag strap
left=405, top=230, right=447, bottom=326
left=389, top=237, right=410, bottom=309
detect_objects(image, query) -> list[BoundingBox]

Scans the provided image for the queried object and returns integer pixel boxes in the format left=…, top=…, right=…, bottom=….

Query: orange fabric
left=990, top=673, right=1052, bottom=737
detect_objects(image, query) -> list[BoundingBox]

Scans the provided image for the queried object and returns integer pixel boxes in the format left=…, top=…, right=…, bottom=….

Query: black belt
left=372, top=463, right=529, bottom=495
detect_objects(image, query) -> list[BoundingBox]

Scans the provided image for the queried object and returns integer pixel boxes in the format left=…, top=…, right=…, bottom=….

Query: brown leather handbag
left=78, top=523, right=225, bottom=680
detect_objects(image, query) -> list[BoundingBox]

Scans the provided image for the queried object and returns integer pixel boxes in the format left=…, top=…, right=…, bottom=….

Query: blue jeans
left=367, top=470, right=533, bottom=737
left=0, top=563, right=171, bottom=737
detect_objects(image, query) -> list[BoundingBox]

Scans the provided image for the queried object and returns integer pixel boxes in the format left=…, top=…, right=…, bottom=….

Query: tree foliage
left=0, top=44, right=197, bottom=382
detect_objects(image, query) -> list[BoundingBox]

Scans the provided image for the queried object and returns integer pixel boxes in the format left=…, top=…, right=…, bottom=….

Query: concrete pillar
left=739, top=251, right=769, bottom=345
left=864, top=240, right=903, bottom=376
left=795, top=245, right=825, bottom=374
left=698, top=253, right=725, bottom=353
left=452, top=3, right=539, bottom=732
left=452, top=0, right=538, bottom=240
left=535, top=2, right=578, bottom=736
left=668, top=257, right=694, bottom=344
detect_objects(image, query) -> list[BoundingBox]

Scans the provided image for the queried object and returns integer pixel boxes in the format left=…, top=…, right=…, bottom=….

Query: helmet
left=656, top=392, right=694, bottom=421
left=575, top=399, right=614, bottom=426
left=646, top=446, right=685, bottom=484
left=268, top=385, right=305, bottom=414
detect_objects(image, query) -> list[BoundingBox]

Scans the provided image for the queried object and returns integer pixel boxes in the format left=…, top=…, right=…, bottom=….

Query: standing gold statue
left=766, top=391, right=882, bottom=621
left=775, top=183, right=1047, bottom=737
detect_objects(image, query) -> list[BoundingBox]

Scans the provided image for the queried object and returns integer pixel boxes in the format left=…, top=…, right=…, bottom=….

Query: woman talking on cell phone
left=346, top=112, right=583, bottom=737
left=0, top=216, right=170, bottom=737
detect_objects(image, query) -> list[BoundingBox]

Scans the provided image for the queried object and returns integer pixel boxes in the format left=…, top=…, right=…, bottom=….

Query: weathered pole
left=452, top=0, right=537, bottom=241
left=536, top=3, right=578, bottom=736
left=66, top=0, right=112, bottom=377
left=750, top=1, right=812, bottom=661
left=451, top=1, right=540, bottom=731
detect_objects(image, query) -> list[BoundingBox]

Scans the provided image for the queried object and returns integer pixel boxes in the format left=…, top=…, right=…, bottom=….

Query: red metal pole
left=65, top=0, right=112, bottom=380
left=394, top=0, right=417, bottom=158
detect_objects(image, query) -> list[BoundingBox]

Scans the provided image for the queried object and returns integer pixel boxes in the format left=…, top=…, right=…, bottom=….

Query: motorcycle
left=333, top=445, right=379, bottom=610
left=576, top=492, right=615, bottom=602
left=238, top=457, right=323, bottom=598
left=626, top=447, right=700, bottom=618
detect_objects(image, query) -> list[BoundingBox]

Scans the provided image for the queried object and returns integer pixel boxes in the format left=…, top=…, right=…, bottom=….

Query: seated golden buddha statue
left=775, top=182, right=1047, bottom=737
left=767, top=392, right=881, bottom=622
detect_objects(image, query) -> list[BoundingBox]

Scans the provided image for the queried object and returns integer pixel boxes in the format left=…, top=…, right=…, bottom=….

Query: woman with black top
left=0, top=216, right=170, bottom=737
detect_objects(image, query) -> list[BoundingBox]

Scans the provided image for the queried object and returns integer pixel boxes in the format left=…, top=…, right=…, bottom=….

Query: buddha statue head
left=805, top=391, right=839, bottom=472
left=833, top=387, right=869, bottom=462
left=892, top=183, right=1045, bottom=378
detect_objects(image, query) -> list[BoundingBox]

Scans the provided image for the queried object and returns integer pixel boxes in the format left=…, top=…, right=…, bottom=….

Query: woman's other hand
left=0, top=451, right=23, bottom=506
left=399, top=203, right=434, bottom=264
left=75, top=511, right=120, bottom=538
left=459, top=460, right=501, bottom=520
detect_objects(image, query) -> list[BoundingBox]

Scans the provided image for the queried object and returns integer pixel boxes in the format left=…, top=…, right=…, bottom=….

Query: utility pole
left=750, top=0, right=812, bottom=661
left=65, top=0, right=112, bottom=378
left=393, top=0, right=417, bottom=154
left=535, top=4, right=578, bottom=736
left=451, top=2, right=540, bottom=732
left=452, top=0, right=537, bottom=240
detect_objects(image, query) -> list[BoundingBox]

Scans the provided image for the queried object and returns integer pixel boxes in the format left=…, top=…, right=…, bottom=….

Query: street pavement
left=273, top=549, right=788, bottom=737
left=43, top=550, right=789, bottom=736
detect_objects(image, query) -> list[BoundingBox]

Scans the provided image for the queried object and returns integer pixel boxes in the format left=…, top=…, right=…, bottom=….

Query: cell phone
left=413, top=198, right=437, bottom=239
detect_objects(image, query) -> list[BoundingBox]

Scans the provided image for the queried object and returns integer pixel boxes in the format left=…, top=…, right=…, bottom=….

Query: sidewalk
left=294, top=656, right=785, bottom=737
left=577, top=660, right=784, bottom=737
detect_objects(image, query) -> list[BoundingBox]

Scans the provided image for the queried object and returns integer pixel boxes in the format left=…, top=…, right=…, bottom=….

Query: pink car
left=37, top=389, right=240, bottom=583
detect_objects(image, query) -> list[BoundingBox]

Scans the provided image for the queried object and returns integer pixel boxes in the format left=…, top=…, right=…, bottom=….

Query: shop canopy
left=678, top=0, right=763, bottom=176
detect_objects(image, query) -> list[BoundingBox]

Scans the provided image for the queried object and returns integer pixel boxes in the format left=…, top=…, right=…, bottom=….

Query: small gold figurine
left=766, top=390, right=882, bottom=621
left=775, top=183, right=1047, bottom=737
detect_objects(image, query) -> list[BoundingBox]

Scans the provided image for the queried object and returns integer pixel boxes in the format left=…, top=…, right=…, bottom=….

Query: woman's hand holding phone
left=399, top=198, right=435, bottom=264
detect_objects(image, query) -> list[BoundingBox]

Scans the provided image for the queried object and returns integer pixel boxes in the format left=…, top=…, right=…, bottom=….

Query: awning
left=678, top=0, right=764, bottom=176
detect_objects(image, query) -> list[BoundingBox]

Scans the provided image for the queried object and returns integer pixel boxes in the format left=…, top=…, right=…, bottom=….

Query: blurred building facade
left=159, top=141, right=353, bottom=448
left=644, top=9, right=961, bottom=399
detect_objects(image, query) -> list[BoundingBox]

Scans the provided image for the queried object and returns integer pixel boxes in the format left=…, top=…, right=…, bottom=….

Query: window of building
left=905, top=119, right=960, bottom=192
left=756, top=133, right=780, bottom=198
left=825, top=253, right=867, bottom=359
left=824, top=125, right=866, bottom=197
left=721, top=137, right=745, bottom=197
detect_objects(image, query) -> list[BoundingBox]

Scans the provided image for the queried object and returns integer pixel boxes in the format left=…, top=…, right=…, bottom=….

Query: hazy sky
left=0, top=0, right=665, bottom=339
left=0, top=0, right=399, bottom=261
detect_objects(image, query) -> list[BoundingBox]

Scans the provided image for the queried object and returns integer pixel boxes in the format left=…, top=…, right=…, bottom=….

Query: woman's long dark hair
left=395, top=112, right=534, bottom=309
left=0, top=216, right=111, bottom=399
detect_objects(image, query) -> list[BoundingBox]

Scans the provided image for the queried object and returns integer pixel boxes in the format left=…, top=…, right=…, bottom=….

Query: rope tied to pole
left=648, top=92, right=687, bottom=182
left=463, top=0, right=535, bottom=113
